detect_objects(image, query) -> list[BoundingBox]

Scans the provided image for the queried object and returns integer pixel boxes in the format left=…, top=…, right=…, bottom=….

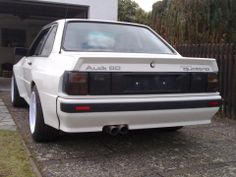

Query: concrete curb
left=20, top=136, right=43, bottom=177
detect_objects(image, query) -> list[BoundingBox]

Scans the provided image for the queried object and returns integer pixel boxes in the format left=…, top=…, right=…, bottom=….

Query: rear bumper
left=57, top=94, right=221, bottom=133
left=60, top=100, right=221, bottom=113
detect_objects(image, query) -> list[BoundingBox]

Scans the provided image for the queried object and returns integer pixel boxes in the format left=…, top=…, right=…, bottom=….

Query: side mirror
left=14, top=47, right=28, bottom=57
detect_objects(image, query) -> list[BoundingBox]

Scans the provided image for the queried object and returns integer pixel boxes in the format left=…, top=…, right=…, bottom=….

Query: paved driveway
left=1, top=92, right=236, bottom=177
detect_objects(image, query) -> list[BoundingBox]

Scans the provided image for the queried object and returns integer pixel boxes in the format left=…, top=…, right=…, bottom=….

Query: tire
left=11, top=75, right=27, bottom=107
left=160, top=126, right=183, bottom=132
left=29, top=86, right=58, bottom=142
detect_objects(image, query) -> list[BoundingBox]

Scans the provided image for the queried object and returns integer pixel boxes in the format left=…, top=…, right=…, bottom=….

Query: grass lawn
left=0, top=130, right=36, bottom=177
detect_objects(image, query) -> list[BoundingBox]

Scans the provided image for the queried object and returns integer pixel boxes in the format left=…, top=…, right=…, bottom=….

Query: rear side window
left=28, top=28, right=50, bottom=56
left=41, top=25, right=57, bottom=56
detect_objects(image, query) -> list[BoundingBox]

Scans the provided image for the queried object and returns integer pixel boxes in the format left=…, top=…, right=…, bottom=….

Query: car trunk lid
left=71, top=53, right=218, bottom=73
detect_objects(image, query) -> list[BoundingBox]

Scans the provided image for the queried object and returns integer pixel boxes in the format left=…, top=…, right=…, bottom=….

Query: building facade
left=0, top=0, right=118, bottom=76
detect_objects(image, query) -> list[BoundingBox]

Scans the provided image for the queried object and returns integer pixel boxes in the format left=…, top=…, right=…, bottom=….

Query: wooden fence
left=175, top=43, right=236, bottom=119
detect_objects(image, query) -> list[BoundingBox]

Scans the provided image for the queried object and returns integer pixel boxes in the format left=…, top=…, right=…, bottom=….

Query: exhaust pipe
left=119, top=125, right=129, bottom=135
left=103, top=125, right=120, bottom=136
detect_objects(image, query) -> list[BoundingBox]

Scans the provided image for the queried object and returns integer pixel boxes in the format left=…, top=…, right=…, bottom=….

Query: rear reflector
left=208, top=101, right=221, bottom=107
left=75, top=106, right=91, bottom=111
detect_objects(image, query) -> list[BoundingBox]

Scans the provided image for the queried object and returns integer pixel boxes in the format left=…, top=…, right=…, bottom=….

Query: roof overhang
left=0, top=0, right=88, bottom=20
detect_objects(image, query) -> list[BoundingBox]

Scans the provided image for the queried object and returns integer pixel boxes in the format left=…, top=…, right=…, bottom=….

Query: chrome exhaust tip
left=103, top=125, right=120, bottom=136
left=119, top=125, right=129, bottom=135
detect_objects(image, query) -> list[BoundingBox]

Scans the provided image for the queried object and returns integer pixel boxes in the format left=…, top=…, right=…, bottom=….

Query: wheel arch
left=30, top=80, right=60, bottom=130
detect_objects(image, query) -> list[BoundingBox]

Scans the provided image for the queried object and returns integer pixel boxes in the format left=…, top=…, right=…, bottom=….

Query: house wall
left=27, top=0, right=118, bottom=20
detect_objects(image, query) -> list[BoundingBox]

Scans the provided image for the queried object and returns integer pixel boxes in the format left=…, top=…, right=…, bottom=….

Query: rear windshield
left=63, top=22, right=174, bottom=54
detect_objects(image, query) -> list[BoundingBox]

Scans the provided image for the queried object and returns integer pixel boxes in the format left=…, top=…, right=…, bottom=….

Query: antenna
left=59, top=6, right=69, bottom=54
left=65, top=6, right=69, bottom=19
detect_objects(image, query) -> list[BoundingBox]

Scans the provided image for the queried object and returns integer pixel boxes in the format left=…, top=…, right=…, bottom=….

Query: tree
left=151, top=0, right=235, bottom=44
left=118, top=0, right=150, bottom=25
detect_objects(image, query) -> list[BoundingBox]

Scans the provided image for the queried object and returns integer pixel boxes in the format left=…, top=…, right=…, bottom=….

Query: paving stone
left=0, top=97, right=16, bottom=131
left=0, top=106, right=9, bottom=113
left=0, top=112, right=12, bottom=119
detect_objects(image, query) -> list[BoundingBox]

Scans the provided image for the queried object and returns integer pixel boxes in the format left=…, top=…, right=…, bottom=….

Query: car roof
left=44, top=18, right=148, bottom=29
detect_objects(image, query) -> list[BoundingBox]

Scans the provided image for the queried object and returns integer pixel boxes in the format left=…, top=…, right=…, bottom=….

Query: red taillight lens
left=63, top=72, right=88, bottom=95
left=207, top=73, right=219, bottom=92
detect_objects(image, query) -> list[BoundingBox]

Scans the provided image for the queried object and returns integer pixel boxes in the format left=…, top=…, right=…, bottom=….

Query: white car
left=12, top=19, right=221, bottom=142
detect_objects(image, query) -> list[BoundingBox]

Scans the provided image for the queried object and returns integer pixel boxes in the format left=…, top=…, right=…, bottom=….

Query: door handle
left=24, top=58, right=32, bottom=66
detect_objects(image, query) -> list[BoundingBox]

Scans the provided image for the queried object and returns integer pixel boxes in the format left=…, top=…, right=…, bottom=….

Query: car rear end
left=56, top=55, right=221, bottom=133
left=56, top=20, right=221, bottom=133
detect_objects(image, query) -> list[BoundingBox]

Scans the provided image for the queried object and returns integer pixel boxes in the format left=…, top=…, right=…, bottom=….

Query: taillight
left=63, top=72, right=111, bottom=95
left=63, top=72, right=88, bottom=95
left=207, top=73, right=218, bottom=92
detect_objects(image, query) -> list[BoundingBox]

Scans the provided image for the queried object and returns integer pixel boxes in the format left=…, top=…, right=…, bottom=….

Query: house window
left=1, top=28, right=26, bottom=47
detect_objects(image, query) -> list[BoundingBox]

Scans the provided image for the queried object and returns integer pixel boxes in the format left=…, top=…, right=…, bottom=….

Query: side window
left=28, top=28, right=50, bottom=56
left=41, top=25, right=57, bottom=56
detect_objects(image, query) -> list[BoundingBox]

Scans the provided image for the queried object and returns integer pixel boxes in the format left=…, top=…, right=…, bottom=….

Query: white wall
left=26, top=0, right=118, bottom=20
